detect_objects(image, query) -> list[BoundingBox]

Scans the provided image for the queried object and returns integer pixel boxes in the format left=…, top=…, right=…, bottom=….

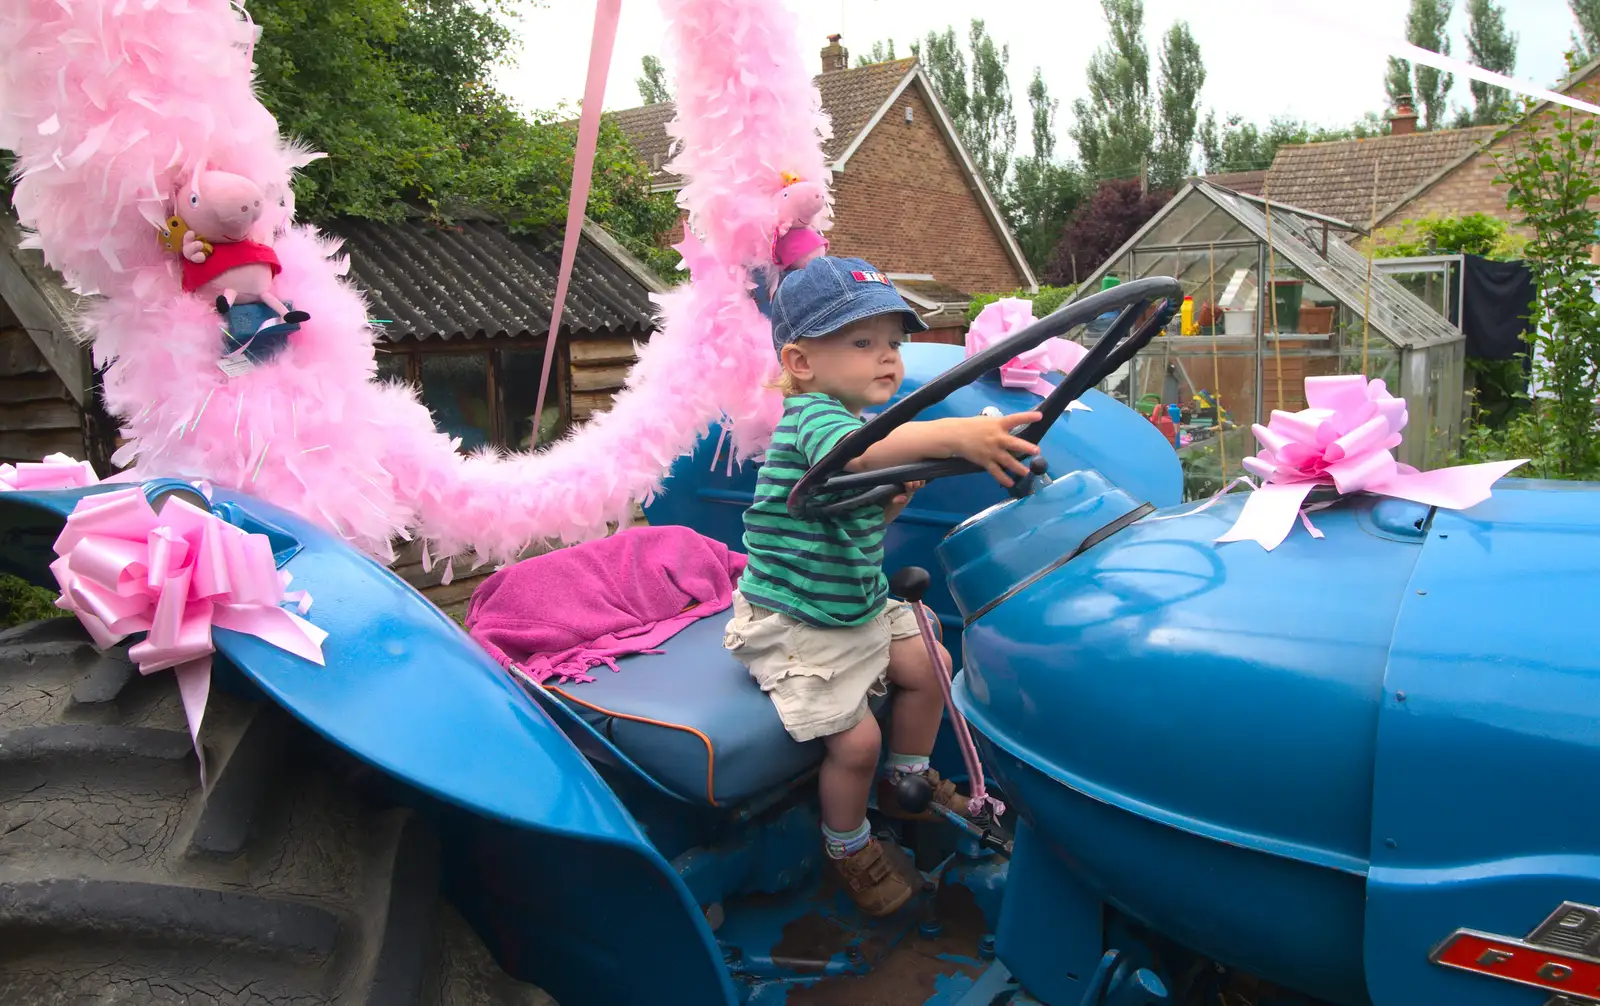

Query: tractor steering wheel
left=787, top=277, right=1184, bottom=519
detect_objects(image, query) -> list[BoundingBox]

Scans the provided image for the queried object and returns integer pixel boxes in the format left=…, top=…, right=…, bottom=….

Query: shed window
left=375, top=338, right=570, bottom=452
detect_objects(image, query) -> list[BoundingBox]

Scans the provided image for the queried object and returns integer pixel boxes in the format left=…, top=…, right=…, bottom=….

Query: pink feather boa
left=0, top=0, right=820, bottom=566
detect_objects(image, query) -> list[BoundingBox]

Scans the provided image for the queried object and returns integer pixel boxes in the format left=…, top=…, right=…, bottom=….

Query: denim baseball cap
left=771, top=256, right=929, bottom=353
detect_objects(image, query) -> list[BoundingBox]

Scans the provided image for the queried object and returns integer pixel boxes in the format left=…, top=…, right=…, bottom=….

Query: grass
left=0, top=573, right=69, bottom=629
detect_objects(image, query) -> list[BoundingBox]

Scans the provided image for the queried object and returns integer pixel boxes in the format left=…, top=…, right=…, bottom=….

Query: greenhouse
left=1069, top=180, right=1466, bottom=499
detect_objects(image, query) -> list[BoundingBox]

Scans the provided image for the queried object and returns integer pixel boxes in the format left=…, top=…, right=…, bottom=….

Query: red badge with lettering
left=1431, top=902, right=1600, bottom=1003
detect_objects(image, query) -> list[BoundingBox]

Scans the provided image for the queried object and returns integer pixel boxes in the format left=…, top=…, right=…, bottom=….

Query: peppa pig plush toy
left=175, top=166, right=308, bottom=325
left=771, top=176, right=829, bottom=272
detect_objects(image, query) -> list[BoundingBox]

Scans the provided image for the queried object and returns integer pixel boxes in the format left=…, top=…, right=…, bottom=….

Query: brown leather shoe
left=876, top=767, right=972, bottom=821
left=830, top=837, right=915, bottom=917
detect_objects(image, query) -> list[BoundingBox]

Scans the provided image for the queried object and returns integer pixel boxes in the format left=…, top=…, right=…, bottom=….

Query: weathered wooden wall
left=0, top=323, right=86, bottom=464
left=568, top=333, right=640, bottom=423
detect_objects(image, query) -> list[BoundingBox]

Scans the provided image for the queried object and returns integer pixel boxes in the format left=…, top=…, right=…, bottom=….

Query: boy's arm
left=845, top=411, right=1043, bottom=487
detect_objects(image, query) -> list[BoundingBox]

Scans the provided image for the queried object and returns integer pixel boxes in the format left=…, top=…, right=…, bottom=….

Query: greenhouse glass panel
left=1067, top=180, right=1467, bottom=490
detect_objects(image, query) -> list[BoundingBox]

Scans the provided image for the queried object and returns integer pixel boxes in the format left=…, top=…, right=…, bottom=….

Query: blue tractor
left=2, top=278, right=1597, bottom=1006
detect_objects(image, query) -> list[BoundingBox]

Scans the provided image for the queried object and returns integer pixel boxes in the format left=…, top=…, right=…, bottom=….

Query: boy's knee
left=889, top=637, right=947, bottom=689
left=826, top=716, right=882, bottom=770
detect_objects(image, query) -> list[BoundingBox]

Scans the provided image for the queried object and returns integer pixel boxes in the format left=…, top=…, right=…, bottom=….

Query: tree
left=1385, top=57, right=1414, bottom=112
left=1152, top=21, right=1204, bottom=190
left=964, top=21, right=1017, bottom=191
left=1384, top=0, right=1454, bottom=129
left=247, top=0, right=677, bottom=274
left=1072, top=1, right=1208, bottom=187
left=1464, top=0, right=1517, bottom=124
left=637, top=55, right=671, bottom=105
left=1071, top=0, right=1154, bottom=184
left=1043, top=179, right=1171, bottom=286
left=1570, top=0, right=1600, bottom=63
left=908, top=21, right=1015, bottom=196
left=1463, top=100, right=1600, bottom=477
left=1200, top=113, right=1386, bottom=174
left=854, top=40, right=899, bottom=67
left=1005, top=69, right=1086, bottom=272
left=912, top=28, right=970, bottom=130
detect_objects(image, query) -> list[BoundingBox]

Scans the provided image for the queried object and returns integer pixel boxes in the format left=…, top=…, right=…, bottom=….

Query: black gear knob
left=1028, top=456, right=1048, bottom=477
left=889, top=566, right=931, bottom=603
left=892, top=771, right=934, bottom=815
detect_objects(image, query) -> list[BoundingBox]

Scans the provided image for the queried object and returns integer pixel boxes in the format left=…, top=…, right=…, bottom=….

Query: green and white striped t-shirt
left=739, top=393, right=889, bottom=628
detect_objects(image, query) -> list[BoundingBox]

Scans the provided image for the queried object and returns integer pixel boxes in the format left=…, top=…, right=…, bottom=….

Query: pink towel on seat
left=465, top=525, right=748, bottom=684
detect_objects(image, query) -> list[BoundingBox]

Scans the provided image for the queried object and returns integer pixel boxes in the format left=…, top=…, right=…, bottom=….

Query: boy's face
left=781, top=313, right=906, bottom=413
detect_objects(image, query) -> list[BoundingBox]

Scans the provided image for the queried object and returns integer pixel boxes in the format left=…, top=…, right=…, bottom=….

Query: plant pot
left=1222, top=308, right=1254, bottom=337
left=1299, top=304, right=1334, bottom=335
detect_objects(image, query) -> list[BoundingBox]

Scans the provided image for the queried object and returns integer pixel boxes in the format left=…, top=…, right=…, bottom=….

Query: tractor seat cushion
left=546, top=614, right=823, bottom=806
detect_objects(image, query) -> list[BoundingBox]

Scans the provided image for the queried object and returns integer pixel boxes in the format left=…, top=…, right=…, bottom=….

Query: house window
left=374, top=338, right=570, bottom=452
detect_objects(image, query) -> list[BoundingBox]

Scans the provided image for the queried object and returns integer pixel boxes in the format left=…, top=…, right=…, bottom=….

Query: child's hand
left=948, top=411, right=1042, bottom=487
left=883, top=480, right=925, bottom=522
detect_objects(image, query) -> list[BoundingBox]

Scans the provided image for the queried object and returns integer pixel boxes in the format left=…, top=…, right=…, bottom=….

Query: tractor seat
left=545, top=614, right=825, bottom=806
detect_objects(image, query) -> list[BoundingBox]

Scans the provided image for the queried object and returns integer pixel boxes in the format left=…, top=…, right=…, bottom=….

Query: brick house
left=1206, top=59, right=1600, bottom=238
left=608, top=35, right=1037, bottom=342
left=1377, top=58, right=1600, bottom=233
left=1248, top=113, right=1497, bottom=229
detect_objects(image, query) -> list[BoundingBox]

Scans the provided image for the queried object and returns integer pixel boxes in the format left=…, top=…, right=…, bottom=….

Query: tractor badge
left=1431, top=902, right=1600, bottom=1004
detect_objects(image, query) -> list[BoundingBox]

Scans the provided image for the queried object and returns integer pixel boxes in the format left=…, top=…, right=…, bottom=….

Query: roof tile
left=609, top=58, right=917, bottom=186
left=1262, top=127, right=1497, bottom=225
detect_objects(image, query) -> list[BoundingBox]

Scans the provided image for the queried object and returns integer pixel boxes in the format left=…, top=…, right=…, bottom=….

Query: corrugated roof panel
left=327, top=219, right=659, bottom=342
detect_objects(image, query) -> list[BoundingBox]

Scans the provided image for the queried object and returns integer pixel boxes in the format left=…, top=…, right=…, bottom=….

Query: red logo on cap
left=851, top=270, right=890, bottom=285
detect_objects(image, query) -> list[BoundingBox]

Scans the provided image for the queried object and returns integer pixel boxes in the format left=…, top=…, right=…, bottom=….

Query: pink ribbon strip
left=531, top=0, right=622, bottom=437
left=48, top=487, right=327, bottom=786
left=966, top=298, right=1092, bottom=406
left=0, top=452, right=100, bottom=492
left=909, top=602, right=1004, bottom=820
left=1216, top=375, right=1527, bottom=550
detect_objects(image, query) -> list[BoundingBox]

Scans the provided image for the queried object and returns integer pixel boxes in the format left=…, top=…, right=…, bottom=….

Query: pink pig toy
left=176, top=166, right=308, bottom=324
left=772, top=177, right=829, bottom=271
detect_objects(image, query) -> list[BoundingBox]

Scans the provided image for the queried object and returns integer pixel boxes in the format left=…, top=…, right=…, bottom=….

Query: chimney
left=1389, top=96, right=1418, bottom=136
left=821, top=34, right=848, bottom=73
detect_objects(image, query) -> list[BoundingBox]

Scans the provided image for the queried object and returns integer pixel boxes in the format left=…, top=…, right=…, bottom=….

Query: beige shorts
left=723, top=591, right=923, bottom=743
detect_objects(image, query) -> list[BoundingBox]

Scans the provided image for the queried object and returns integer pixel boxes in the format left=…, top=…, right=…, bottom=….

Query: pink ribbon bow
left=1217, top=375, right=1527, bottom=550
left=0, top=452, right=100, bottom=492
left=965, top=298, right=1091, bottom=408
left=48, top=487, right=327, bottom=785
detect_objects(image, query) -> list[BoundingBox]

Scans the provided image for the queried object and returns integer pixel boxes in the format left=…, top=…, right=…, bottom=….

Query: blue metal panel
left=939, top=468, right=1140, bottom=621
left=1364, top=480, right=1600, bottom=1006
left=993, top=820, right=1105, bottom=1005
left=645, top=343, right=1183, bottom=674
left=950, top=491, right=1427, bottom=1005
left=970, top=710, right=1370, bottom=1006
left=0, top=484, right=737, bottom=1006
left=951, top=491, right=1419, bottom=873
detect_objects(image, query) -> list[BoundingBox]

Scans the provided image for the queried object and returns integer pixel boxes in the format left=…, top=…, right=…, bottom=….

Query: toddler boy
left=724, top=256, right=1041, bottom=916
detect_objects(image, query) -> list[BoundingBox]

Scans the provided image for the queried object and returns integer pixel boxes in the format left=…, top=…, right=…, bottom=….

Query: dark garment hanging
left=1461, top=255, right=1536, bottom=361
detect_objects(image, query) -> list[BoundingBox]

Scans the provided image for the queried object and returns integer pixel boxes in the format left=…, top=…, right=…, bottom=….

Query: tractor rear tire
left=0, top=617, right=554, bottom=1006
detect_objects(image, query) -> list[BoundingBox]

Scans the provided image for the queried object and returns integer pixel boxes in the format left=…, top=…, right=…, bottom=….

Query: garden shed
left=1070, top=180, right=1466, bottom=498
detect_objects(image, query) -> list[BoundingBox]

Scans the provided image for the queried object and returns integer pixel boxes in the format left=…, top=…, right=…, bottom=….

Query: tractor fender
left=0, top=482, right=737, bottom=1006
left=1364, top=480, right=1600, bottom=1006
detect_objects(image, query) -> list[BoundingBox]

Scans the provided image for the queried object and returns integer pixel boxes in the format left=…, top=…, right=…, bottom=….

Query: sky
left=494, top=0, right=1580, bottom=158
